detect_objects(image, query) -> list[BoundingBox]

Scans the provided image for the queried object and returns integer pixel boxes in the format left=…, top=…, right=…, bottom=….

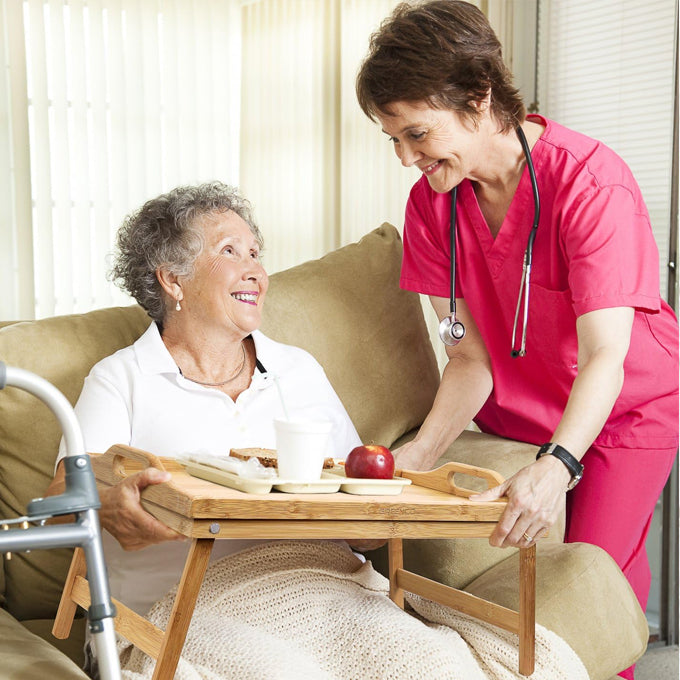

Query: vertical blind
left=537, top=0, right=676, bottom=300
left=240, top=0, right=422, bottom=277
left=3, top=0, right=241, bottom=319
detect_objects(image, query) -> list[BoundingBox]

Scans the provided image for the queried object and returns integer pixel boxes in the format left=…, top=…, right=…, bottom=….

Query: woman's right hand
left=97, top=468, right=185, bottom=550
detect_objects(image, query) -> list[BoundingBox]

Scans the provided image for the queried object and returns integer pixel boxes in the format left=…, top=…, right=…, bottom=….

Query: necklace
left=179, top=343, right=247, bottom=387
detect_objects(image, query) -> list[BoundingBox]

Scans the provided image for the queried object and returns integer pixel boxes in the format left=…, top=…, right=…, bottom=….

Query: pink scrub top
left=400, top=115, right=679, bottom=450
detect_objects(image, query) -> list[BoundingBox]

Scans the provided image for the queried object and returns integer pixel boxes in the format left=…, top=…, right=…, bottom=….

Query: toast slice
left=230, top=447, right=335, bottom=469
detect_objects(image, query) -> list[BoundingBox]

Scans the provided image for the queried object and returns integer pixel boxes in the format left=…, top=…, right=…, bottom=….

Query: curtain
left=537, top=0, right=676, bottom=301
left=240, top=0, right=421, bottom=277
left=3, top=0, right=241, bottom=320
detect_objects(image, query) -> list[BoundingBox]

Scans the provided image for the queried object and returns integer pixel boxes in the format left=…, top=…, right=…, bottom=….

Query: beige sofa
left=0, top=224, right=648, bottom=679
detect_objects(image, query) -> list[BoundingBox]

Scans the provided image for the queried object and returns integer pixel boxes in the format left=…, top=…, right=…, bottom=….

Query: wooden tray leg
left=388, top=538, right=404, bottom=609
left=151, top=537, right=214, bottom=680
left=53, top=546, right=87, bottom=639
left=519, top=545, right=536, bottom=676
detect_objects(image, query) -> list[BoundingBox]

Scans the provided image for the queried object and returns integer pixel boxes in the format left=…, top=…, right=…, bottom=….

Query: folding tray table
left=53, top=444, right=536, bottom=679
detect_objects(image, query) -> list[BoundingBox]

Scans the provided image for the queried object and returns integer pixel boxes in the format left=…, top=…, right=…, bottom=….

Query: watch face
left=567, top=473, right=582, bottom=491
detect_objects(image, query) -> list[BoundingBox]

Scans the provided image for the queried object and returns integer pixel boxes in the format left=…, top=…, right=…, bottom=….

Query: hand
left=470, top=455, right=570, bottom=548
left=392, top=439, right=433, bottom=472
left=98, top=468, right=185, bottom=551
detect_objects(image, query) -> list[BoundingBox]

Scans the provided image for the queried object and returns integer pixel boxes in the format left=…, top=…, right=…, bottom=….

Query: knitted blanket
left=118, top=541, right=589, bottom=680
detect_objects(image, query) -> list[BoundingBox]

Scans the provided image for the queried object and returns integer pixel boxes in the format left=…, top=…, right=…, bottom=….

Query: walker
left=0, top=362, right=121, bottom=680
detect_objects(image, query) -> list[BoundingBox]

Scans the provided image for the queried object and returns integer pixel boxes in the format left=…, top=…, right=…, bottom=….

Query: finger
left=136, top=513, right=185, bottom=545
left=133, top=467, right=172, bottom=491
left=531, top=526, right=549, bottom=542
left=508, top=522, right=547, bottom=548
left=469, top=481, right=506, bottom=502
left=119, top=506, right=185, bottom=550
left=488, top=504, right=521, bottom=547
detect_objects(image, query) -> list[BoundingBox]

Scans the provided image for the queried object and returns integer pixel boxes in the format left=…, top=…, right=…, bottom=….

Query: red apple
left=345, top=444, right=395, bottom=479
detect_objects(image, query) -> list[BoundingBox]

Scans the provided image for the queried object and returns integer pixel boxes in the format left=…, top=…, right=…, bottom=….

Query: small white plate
left=323, top=469, right=412, bottom=495
left=273, top=478, right=342, bottom=494
left=184, top=462, right=275, bottom=494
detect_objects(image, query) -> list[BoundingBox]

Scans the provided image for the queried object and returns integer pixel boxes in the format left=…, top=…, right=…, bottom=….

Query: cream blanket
left=119, top=541, right=589, bottom=680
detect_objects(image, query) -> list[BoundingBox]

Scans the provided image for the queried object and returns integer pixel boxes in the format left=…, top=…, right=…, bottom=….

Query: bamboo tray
left=87, top=444, right=510, bottom=537
left=54, top=444, right=537, bottom=679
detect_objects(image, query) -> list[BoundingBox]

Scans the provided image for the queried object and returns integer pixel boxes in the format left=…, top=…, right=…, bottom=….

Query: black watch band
left=536, top=443, right=584, bottom=490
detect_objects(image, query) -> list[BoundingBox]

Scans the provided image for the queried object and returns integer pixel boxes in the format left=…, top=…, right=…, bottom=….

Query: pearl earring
left=176, top=299, right=182, bottom=312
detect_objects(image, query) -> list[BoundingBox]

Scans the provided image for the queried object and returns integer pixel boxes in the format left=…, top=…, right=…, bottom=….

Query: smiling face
left=377, top=100, right=487, bottom=194
left=179, top=210, right=268, bottom=340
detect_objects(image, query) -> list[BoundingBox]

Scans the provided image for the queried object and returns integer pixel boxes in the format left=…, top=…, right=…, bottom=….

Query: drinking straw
left=273, top=375, right=291, bottom=421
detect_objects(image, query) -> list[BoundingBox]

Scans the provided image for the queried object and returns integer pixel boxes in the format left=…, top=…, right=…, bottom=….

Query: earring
left=175, top=299, right=182, bottom=312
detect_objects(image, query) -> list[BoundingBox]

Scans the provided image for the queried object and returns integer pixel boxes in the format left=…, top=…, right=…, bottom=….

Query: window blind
left=537, top=0, right=676, bottom=299
left=15, top=0, right=241, bottom=319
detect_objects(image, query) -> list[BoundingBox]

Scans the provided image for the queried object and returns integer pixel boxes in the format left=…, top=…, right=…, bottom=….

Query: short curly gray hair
left=110, top=181, right=263, bottom=325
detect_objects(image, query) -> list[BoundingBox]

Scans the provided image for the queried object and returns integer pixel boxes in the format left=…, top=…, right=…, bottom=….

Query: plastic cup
left=274, top=418, right=333, bottom=480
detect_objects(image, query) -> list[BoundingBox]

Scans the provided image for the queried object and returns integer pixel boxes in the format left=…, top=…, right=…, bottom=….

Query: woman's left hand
left=469, top=455, right=571, bottom=548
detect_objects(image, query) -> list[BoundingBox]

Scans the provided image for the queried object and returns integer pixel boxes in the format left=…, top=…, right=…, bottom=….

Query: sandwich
left=230, top=447, right=335, bottom=469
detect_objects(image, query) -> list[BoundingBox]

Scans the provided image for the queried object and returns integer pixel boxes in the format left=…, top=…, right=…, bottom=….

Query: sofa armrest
left=464, top=542, right=649, bottom=680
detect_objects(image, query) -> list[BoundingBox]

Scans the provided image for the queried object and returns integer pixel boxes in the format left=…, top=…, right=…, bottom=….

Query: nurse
left=356, top=3, right=678, bottom=678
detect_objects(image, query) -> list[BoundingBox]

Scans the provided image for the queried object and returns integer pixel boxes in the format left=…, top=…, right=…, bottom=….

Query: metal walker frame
left=0, top=362, right=121, bottom=680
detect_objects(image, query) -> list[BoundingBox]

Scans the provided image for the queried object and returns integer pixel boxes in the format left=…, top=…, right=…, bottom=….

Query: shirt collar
left=134, top=322, right=274, bottom=390
left=134, top=322, right=178, bottom=376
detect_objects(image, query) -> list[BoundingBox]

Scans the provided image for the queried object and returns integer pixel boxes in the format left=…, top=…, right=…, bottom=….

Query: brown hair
left=356, top=0, right=525, bottom=132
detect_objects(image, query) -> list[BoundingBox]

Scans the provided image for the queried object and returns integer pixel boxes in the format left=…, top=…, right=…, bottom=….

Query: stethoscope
left=438, top=125, right=540, bottom=358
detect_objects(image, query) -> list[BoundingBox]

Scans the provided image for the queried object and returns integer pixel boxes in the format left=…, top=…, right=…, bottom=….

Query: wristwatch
left=536, top=443, right=584, bottom=490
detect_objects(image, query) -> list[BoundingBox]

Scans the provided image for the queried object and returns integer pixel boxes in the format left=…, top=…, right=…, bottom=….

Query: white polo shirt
left=58, top=322, right=361, bottom=614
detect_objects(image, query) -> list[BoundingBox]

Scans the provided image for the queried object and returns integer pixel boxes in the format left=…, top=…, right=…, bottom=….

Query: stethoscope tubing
left=445, top=124, right=540, bottom=356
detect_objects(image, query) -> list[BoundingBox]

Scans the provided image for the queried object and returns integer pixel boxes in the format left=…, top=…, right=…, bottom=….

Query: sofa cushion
left=463, top=542, right=649, bottom=680
left=21, top=616, right=87, bottom=667
left=369, top=429, right=566, bottom=589
left=261, top=223, right=440, bottom=448
left=0, top=608, right=89, bottom=678
left=0, top=305, right=150, bottom=619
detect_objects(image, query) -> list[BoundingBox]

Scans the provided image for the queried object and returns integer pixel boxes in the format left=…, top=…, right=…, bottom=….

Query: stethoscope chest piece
left=438, top=315, right=466, bottom=346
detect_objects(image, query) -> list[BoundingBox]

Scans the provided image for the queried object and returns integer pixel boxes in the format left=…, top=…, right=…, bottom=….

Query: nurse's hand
left=392, top=439, right=435, bottom=471
left=469, top=455, right=570, bottom=548
left=98, top=468, right=186, bottom=550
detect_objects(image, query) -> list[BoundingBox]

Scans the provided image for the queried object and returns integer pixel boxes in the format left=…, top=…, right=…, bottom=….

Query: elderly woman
left=45, top=181, right=587, bottom=680
left=356, top=4, right=678, bottom=678
left=47, top=182, right=362, bottom=616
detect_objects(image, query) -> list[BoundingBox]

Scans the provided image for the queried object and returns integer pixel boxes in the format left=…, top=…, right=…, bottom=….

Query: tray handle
left=396, top=461, right=504, bottom=498
left=108, top=444, right=167, bottom=481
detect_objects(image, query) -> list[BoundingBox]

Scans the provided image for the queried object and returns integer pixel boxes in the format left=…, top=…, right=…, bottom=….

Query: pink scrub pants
left=565, top=443, right=678, bottom=680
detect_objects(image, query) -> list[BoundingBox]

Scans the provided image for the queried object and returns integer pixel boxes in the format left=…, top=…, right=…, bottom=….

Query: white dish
left=184, top=462, right=275, bottom=494
left=184, top=461, right=411, bottom=496
left=324, top=469, right=412, bottom=495
left=273, top=477, right=342, bottom=494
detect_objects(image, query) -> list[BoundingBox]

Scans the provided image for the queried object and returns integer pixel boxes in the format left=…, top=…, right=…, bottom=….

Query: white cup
left=274, top=418, right=333, bottom=481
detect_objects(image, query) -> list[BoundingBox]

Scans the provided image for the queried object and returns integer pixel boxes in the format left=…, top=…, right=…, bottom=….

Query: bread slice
left=230, top=447, right=334, bottom=469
